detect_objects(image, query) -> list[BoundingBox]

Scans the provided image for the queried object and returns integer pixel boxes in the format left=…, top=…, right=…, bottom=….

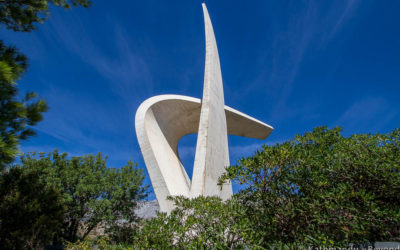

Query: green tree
left=133, top=196, right=256, bottom=249
left=19, top=150, right=148, bottom=243
left=0, top=42, right=47, bottom=170
left=0, top=0, right=91, bottom=169
left=219, top=126, right=400, bottom=247
left=0, top=167, right=66, bottom=249
left=0, top=0, right=91, bottom=32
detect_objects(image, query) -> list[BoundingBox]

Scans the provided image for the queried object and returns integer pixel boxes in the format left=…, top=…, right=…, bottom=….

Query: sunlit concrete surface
left=135, top=4, right=273, bottom=213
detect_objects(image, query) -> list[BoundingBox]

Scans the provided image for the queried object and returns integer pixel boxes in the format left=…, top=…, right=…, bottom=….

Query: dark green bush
left=133, top=196, right=257, bottom=249
left=220, top=126, right=400, bottom=247
left=19, top=150, right=148, bottom=243
left=0, top=167, right=65, bottom=249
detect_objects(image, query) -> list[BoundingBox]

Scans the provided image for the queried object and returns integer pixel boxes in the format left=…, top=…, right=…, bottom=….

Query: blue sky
left=2, top=0, right=399, bottom=198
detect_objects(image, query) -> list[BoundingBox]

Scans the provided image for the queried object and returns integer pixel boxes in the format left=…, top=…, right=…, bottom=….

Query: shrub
left=133, top=196, right=257, bottom=249
left=19, top=150, right=148, bottom=243
left=0, top=167, right=65, bottom=249
left=220, top=126, right=400, bottom=247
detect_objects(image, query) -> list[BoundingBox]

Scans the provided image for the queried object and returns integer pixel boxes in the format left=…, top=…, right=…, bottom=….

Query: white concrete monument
left=135, top=3, right=273, bottom=213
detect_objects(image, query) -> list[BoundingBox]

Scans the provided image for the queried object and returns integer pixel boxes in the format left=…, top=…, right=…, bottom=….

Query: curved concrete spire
left=135, top=4, right=273, bottom=213
left=190, top=3, right=231, bottom=199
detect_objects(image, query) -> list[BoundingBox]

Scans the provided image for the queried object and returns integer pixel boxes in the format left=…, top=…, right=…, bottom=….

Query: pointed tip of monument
left=201, top=3, right=211, bottom=29
left=202, top=3, right=207, bottom=11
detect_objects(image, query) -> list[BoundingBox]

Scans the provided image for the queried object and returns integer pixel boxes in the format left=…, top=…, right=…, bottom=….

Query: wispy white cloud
left=229, top=139, right=286, bottom=163
left=42, top=11, right=154, bottom=104
left=253, top=1, right=319, bottom=122
left=16, top=10, right=155, bottom=167
left=37, top=86, right=121, bottom=137
left=22, top=83, right=141, bottom=167
left=229, top=142, right=264, bottom=161
left=325, top=0, right=361, bottom=43
left=241, top=0, right=364, bottom=124
left=333, top=97, right=396, bottom=133
left=178, top=145, right=196, bottom=161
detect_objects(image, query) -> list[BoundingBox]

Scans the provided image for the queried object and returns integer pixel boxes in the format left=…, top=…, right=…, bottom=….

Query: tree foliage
left=37, top=127, right=399, bottom=248
left=0, top=0, right=91, bottom=32
left=0, top=167, right=65, bottom=249
left=0, top=0, right=91, bottom=169
left=19, top=150, right=148, bottom=243
left=0, top=41, right=48, bottom=170
left=219, top=126, right=400, bottom=247
left=133, top=196, right=256, bottom=249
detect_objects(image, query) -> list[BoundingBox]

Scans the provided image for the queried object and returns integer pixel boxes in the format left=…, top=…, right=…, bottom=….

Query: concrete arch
left=135, top=94, right=273, bottom=212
